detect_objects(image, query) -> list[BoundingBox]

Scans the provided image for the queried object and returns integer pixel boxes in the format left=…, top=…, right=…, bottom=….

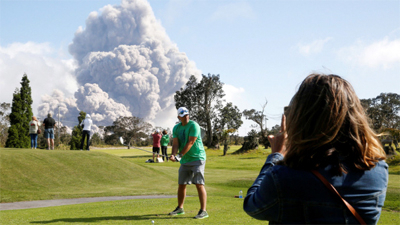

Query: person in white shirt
left=80, top=114, right=93, bottom=150
left=28, top=116, right=40, bottom=149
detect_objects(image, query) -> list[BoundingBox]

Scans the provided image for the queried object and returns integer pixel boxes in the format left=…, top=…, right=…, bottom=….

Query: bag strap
left=311, top=170, right=366, bottom=225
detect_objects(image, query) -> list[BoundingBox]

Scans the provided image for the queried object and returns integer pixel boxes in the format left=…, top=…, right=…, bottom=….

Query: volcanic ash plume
left=75, top=83, right=132, bottom=125
left=37, top=90, right=79, bottom=126
left=38, top=0, right=200, bottom=128
left=69, top=0, right=200, bottom=120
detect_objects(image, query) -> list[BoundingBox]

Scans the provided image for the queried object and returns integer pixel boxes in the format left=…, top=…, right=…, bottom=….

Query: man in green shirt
left=168, top=107, right=208, bottom=219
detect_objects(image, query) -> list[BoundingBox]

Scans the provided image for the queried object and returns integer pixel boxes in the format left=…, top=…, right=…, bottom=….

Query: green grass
left=0, top=148, right=177, bottom=202
left=387, top=153, right=400, bottom=175
left=0, top=197, right=259, bottom=224
left=0, top=146, right=399, bottom=224
left=384, top=153, right=400, bottom=214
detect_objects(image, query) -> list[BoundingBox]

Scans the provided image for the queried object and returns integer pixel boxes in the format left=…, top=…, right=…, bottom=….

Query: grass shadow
left=121, top=155, right=149, bottom=159
left=30, top=214, right=190, bottom=224
left=239, top=157, right=260, bottom=159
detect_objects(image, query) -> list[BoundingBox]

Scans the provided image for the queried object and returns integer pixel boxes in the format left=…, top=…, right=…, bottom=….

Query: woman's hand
left=267, top=114, right=287, bottom=155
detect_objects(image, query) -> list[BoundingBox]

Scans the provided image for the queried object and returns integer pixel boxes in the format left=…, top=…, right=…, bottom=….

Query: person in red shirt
left=152, top=129, right=162, bottom=162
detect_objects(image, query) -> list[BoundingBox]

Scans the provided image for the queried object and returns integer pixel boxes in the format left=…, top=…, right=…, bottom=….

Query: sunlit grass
left=0, top=146, right=398, bottom=224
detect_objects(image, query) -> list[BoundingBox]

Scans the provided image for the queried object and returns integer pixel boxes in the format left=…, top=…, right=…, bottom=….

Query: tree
left=0, top=102, right=11, bottom=147
left=216, top=102, right=243, bottom=132
left=104, top=133, right=119, bottom=145
left=214, top=102, right=243, bottom=155
left=242, top=99, right=269, bottom=148
left=105, top=116, right=152, bottom=148
left=90, top=133, right=103, bottom=146
left=269, top=124, right=281, bottom=136
left=69, top=111, right=86, bottom=150
left=174, top=75, right=203, bottom=123
left=174, top=74, right=225, bottom=148
left=361, top=93, right=400, bottom=132
left=59, top=126, right=72, bottom=146
left=233, top=129, right=259, bottom=154
left=220, top=128, right=237, bottom=155
left=6, top=74, right=33, bottom=148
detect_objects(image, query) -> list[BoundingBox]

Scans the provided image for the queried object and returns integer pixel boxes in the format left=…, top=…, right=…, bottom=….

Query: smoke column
left=38, top=0, right=200, bottom=129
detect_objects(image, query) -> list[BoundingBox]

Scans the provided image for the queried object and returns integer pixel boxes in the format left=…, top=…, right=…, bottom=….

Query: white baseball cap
left=177, top=107, right=189, bottom=117
left=156, top=129, right=160, bottom=133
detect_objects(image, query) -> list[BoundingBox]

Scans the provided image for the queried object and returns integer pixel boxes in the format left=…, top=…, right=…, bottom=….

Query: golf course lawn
left=0, top=146, right=399, bottom=224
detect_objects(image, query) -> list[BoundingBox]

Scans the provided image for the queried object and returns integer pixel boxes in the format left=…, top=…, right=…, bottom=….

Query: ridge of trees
left=2, top=73, right=398, bottom=153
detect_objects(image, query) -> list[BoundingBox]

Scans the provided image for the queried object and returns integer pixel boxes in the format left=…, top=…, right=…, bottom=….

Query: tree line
left=1, top=73, right=399, bottom=152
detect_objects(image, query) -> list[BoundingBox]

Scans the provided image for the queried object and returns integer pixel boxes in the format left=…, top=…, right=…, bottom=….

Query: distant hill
left=0, top=149, right=176, bottom=203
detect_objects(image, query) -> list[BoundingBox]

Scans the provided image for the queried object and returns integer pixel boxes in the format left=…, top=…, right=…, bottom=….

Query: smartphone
left=284, top=106, right=289, bottom=117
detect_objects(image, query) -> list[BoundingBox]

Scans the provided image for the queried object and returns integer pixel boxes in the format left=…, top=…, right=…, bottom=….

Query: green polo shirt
left=172, top=120, right=206, bottom=164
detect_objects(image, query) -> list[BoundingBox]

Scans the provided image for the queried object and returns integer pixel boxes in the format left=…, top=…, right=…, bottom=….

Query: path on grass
left=0, top=195, right=176, bottom=211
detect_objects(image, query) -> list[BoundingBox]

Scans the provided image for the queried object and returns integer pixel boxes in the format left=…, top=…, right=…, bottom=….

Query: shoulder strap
left=311, top=170, right=366, bottom=225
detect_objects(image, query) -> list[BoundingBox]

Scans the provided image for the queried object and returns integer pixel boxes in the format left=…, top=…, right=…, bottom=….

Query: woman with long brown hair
left=244, top=74, right=388, bottom=224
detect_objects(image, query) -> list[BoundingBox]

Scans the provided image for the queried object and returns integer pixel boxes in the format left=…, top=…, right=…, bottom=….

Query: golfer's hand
left=268, top=114, right=287, bottom=155
left=170, top=155, right=176, bottom=162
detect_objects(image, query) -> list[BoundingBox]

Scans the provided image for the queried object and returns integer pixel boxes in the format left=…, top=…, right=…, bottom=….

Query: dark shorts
left=178, top=160, right=206, bottom=185
left=45, top=128, right=54, bottom=139
left=152, top=147, right=160, bottom=154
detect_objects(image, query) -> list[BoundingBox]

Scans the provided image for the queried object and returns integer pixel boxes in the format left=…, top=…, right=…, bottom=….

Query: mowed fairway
left=0, top=147, right=399, bottom=224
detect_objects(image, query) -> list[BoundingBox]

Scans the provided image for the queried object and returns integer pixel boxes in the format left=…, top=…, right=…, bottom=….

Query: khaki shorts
left=178, top=160, right=205, bottom=185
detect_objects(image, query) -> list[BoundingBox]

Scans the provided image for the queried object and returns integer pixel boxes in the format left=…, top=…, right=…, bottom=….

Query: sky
left=1, top=0, right=399, bottom=136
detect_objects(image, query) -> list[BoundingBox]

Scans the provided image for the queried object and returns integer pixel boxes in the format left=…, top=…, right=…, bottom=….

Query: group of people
left=28, top=113, right=93, bottom=151
left=167, top=74, right=388, bottom=223
left=25, top=73, right=388, bottom=223
left=151, top=129, right=170, bottom=162
left=28, top=113, right=56, bottom=150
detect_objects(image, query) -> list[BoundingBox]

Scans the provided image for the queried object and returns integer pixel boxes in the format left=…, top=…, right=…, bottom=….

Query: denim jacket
left=244, top=153, right=388, bottom=224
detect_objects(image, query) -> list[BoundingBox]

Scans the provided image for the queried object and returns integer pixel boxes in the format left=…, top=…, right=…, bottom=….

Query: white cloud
left=297, top=37, right=333, bottom=56
left=223, top=84, right=250, bottom=136
left=338, top=37, right=400, bottom=69
left=209, top=1, right=255, bottom=22
left=0, top=42, right=53, bottom=58
left=223, top=84, right=245, bottom=104
left=0, top=42, right=78, bottom=117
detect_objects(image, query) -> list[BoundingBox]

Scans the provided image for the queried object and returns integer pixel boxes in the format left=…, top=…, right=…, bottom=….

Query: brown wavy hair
left=283, top=74, right=386, bottom=175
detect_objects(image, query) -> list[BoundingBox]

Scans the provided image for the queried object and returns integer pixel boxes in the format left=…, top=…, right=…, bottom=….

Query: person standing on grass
left=28, top=116, right=40, bottom=149
left=42, top=113, right=55, bottom=150
left=168, top=107, right=208, bottom=219
left=161, top=130, right=170, bottom=162
left=152, top=129, right=162, bottom=162
left=80, top=114, right=93, bottom=151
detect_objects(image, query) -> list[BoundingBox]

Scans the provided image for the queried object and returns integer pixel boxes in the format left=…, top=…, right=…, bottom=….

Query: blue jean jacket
left=244, top=153, right=388, bottom=224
